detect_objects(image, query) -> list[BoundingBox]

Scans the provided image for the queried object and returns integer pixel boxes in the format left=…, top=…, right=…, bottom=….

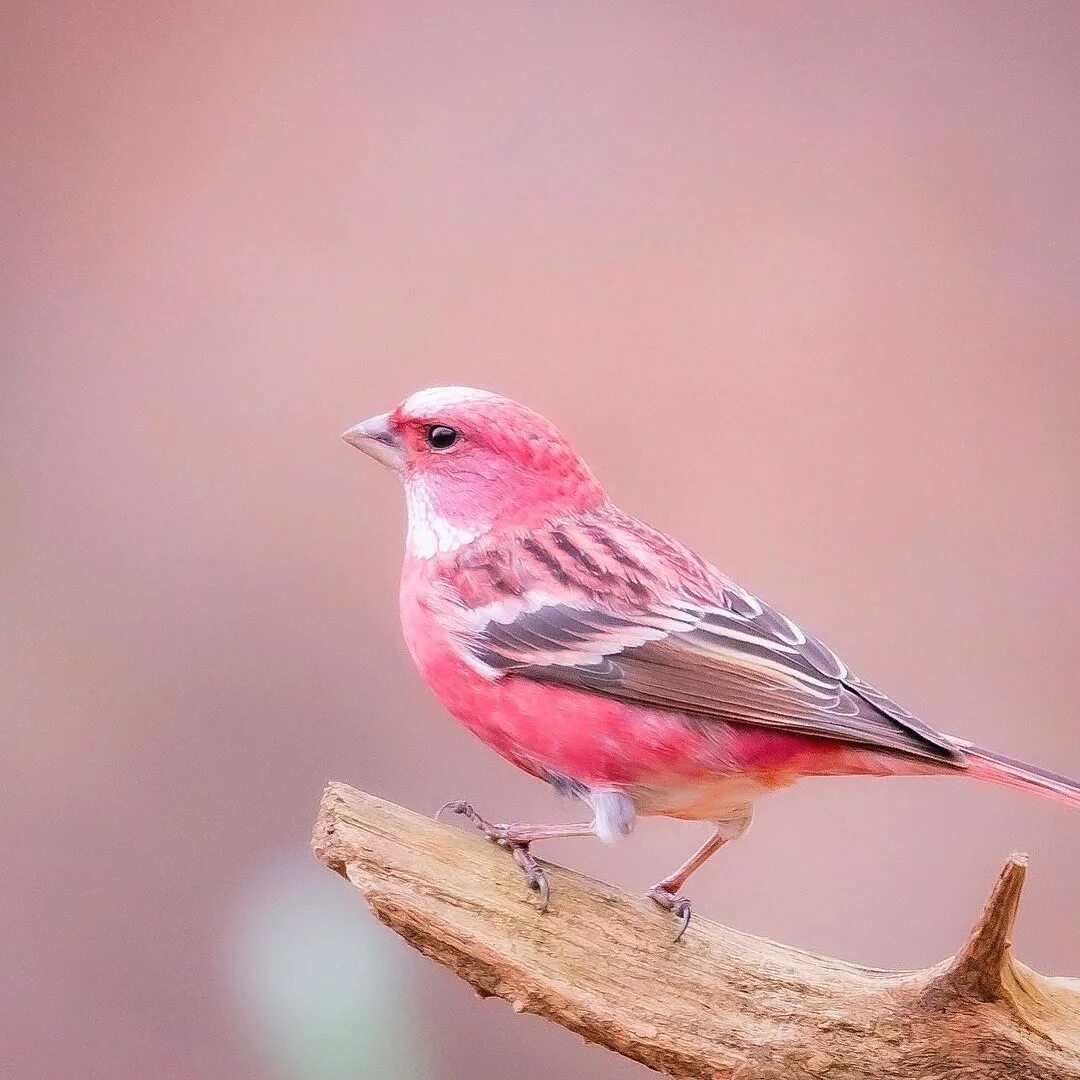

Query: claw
left=647, top=885, right=693, bottom=942
left=436, top=800, right=498, bottom=836
left=672, top=898, right=692, bottom=942
left=533, top=871, right=550, bottom=912
left=511, top=843, right=550, bottom=913
left=524, top=867, right=550, bottom=912
left=436, top=799, right=469, bottom=823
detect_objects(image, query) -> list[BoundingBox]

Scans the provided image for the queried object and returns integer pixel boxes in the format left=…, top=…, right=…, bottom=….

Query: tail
left=954, top=738, right=1080, bottom=810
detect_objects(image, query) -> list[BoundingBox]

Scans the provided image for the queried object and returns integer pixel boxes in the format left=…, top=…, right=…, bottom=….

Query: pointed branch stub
left=939, top=852, right=1028, bottom=1001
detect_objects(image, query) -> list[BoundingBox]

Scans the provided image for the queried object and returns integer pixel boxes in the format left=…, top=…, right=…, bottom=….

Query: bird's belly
left=629, top=775, right=788, bottom=820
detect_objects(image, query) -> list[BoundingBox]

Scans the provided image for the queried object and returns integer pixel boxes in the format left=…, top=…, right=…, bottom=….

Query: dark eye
left=425, top=424, right=459, bottom=450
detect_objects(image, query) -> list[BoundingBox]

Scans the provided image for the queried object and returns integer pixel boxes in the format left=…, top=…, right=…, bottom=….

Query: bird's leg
left=648, top=807, right=753, bottom=942
left=436, top=801, right=595, bottom=911
left=647, top=829, right=728, bottom=941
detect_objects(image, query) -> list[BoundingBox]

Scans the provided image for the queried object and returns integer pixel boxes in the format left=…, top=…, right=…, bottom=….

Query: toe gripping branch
left=437, top=801, right=550, bottom=911
left=648, top=886, right=693, bottom=942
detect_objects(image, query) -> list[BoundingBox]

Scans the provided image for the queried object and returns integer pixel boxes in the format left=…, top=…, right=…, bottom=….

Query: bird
left=343, top=385, right=1080, bottom=939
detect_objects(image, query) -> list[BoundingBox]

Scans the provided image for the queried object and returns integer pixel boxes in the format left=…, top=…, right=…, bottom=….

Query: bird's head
left=344, top=387, right=605, bottom=556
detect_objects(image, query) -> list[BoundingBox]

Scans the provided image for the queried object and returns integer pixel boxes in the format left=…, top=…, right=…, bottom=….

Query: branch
left=312, top=782, right=1080, bottom=1080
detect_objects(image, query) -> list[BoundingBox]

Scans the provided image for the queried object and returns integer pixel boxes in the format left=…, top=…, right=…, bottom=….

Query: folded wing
left=457, top=515, right=963, bottom=767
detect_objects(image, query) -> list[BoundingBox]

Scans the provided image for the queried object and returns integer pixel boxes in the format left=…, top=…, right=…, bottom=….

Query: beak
left=342, top=412, right=405, bottom=472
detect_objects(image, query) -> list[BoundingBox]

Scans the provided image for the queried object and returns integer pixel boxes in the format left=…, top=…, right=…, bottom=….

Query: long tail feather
left=954, top=738, right=1080, bottom=809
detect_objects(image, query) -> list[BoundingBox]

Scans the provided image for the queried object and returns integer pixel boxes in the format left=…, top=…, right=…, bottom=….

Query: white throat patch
left=404, top=479, right=486, bottom=558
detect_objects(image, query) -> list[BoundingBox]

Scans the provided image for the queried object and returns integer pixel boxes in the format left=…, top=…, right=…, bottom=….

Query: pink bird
left=344, top=386, right=1080, bottom=938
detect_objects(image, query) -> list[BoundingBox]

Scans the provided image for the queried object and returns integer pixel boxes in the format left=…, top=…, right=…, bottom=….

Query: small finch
left=344, top=386, right=1080, bottom=938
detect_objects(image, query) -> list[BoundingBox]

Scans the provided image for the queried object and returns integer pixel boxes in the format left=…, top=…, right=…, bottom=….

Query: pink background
left=5, top=4, right=1079, bottom=1078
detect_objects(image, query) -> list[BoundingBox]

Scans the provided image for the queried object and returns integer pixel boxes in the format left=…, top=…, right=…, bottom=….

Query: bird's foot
left=507, top=842, right=550, bottom=912
left=436, top=800, right=550, bottom=911
left=647, top=884, right=693, bottom=942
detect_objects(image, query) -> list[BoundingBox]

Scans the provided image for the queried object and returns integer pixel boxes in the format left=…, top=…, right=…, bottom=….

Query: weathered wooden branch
left=312, top=781, right=1080, bottom=1079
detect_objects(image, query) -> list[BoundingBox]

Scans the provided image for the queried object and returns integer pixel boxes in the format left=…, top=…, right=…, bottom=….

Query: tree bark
left=312, top=781, right=1080, bottom=1079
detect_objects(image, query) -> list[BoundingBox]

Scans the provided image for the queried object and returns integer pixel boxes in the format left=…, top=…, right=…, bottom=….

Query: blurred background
left=4, top=3, right=1079, bottom=1078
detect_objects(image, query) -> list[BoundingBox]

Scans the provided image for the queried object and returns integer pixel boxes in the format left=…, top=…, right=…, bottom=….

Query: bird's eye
left=425, top=424, right=459, bottom=450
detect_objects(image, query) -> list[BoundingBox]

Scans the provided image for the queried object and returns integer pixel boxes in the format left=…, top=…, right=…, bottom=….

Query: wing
left=448, top=509, right=964, bottom=767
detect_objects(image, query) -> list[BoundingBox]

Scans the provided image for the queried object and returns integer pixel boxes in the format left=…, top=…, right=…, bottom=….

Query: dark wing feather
left=472, top=597, right=963, bottom=766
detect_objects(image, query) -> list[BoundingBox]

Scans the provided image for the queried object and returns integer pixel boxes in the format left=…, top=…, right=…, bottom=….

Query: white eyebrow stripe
left=400, top=386, right=499, bottom=415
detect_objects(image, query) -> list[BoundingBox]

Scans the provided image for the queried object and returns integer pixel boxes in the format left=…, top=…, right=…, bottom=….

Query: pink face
left=344, top=386, right=605, bottom=543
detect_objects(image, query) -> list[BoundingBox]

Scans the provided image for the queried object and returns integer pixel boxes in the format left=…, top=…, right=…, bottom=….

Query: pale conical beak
left=342, top=412, right=405, bottom=472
